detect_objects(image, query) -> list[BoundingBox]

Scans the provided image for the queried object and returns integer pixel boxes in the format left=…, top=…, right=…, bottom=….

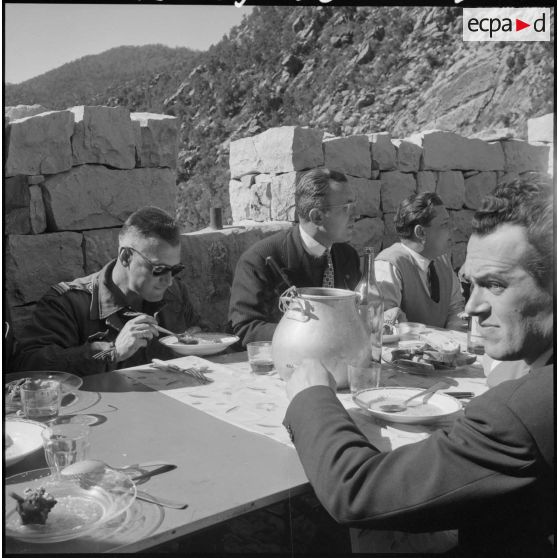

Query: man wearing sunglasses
left=15, top=207, right=200, bottom=375
left=229, top=167, right=361, bottom=346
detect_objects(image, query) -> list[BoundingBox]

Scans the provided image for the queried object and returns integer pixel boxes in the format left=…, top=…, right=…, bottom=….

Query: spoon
left=378, top=382, right=448, bottom=413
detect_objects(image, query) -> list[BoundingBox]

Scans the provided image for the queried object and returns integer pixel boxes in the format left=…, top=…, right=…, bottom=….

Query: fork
left=92, top=348, right=114, bottom=360
left=151, top=359, right=212, bottom=384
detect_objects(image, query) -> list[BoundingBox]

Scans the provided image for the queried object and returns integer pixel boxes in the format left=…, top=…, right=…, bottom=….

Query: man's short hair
left=295, top=168, right=348, bottom=221
left=472, top=173, right=553, bottom=290
left=119, top=206, right=181, bottom=246
left=394, top=192, right=444, bottom=238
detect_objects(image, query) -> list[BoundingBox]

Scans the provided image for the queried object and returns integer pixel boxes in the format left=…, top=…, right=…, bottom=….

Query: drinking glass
left=41, top=423, right=91, bottom=476
left=348, top=361, right=381, bottom=395
left=247, top=341, right=274, bottom=375
left=20, top=379, right=61, bottom=422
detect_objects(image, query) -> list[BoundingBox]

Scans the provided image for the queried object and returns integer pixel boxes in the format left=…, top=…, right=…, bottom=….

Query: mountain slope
left=5, top=6, right=554, bottom=231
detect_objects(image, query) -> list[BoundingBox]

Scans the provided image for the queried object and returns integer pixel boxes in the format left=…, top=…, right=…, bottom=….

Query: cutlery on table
left=379, top=382, right=448, bottom=413
left=61, top=460, right=177, bottom=480
left=443, top=391, right=475, bottom=399
left=136, top=490, right=189, bottom=509
left=151, top=359, right=212, bottom=384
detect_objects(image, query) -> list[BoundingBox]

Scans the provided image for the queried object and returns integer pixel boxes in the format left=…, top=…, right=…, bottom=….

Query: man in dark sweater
left=228, top=168, right=362, bottom=346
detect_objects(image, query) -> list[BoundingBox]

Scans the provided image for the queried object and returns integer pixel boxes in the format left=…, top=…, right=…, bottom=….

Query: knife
left=131, top=464, right=177, bottom=483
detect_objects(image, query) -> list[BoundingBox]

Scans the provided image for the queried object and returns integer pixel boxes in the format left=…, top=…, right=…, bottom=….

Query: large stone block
left=352, top=217, right=384, bottom=256
left=229, top=126, right=323, bottom=178
left=5, top=104, right=48, bottom=122
left=271, top=171, right=303, bottom=221
left=130, top=112, right=178, bottom=168
left=464, top=171, right=498, bottom=209
left=528, top=113, right=553, bottom=144
left=5, top=232, right=84, bottom=304
left=416, top=171, right=437, bottom=193
left=368, top=132, right=397, bottom=170
left=42, top=165, right=176, bottom=231
left=250, top=175, right=272, bottom=221
left=450, top=209, right=475, bottom=243
left=180, top=222, right=292, bottom=330
left=29, top=185, right=47, bottom=234
left=83, top=228, right=121, bottom=274
left=406, top=130, right=505, bottom=171
left=500, top=140, right=550, bottom=173
left=4, top=178, right=46, bottom=234
left=436, top=171, right=465, bottom=210
left=323, top=135, right=371, bottom=178
left=229, top=178, right=252, bottom=224
left=5, top=110, right=74, bottom=177
left=379, top=171, right=416, bottom=212
left=347, top=177, right=381, bottom=217
left=393, top=139, right=422, bottom=172
left=70, top=105, right=136, bottom=169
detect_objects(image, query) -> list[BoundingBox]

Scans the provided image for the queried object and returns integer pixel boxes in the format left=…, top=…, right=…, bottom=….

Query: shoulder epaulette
left=50, top=281, right=92, bottom=295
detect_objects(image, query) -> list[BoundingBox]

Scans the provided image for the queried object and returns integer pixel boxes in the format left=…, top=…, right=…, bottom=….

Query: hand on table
left=286, top=358, right=337, bottom=401
left=114, top=314, right=159, bottom=362
left=384, top=307, right=405, bottom=326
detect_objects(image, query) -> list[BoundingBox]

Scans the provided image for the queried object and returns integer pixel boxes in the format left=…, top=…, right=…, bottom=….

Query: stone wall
left=5, top=105, right=179, bottom=337
left=228, top=124, right=551, bottom=261
left=5, top=106, right=552, bottom=341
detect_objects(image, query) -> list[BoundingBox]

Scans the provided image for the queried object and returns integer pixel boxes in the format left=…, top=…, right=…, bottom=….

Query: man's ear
left=308, top=207, right=325, bottom=226
left=413, top=224, right=425, bottom=242
left=119, top=247, right=132, bottom=267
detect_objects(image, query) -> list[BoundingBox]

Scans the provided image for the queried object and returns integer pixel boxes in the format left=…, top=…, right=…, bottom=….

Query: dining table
left=5, top=326, right=490, bottom=554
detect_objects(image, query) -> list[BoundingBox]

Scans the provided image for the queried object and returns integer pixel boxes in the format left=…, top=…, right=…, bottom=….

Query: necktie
left=322, top=249, right=335, bottom=288
left=427, top=260, right=440, bottom=303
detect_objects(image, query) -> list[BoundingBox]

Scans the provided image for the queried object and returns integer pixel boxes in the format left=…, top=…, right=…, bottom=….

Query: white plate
left=354, top=387, right=462, bottom=424
left=5, top=418, right=46, bottom=467
left=382, top=333, right=400, bottom=344
left=159, top=333, right=240, bottom=356
left=5, top=467, right=136, bottom=543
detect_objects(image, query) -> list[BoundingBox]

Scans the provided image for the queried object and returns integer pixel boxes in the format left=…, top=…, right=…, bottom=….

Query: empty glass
left=348, top=361, right=381, bottom=395
left=41, top=423, right=91, bottom=476
left=247, top=341, right=274, bottom=375
left=20, top=379, right=61, bottom=422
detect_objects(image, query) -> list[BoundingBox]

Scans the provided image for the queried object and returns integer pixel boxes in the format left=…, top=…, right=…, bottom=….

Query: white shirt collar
left=299, top=225, right=329, bottom=257
left=400, top=242, right=431, bottom=272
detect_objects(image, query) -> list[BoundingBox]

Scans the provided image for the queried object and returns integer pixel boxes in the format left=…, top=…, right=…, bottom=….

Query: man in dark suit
left=229, top=168, right=361, bottom=346
left=283, top=176, right=554, bottom=556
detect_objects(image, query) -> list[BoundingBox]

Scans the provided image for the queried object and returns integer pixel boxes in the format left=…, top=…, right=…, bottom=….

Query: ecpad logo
left=463, top=8, right=550, bottom=42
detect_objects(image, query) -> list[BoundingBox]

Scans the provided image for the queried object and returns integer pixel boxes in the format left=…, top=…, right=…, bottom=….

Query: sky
left=4, top=3, right=254, bottom=84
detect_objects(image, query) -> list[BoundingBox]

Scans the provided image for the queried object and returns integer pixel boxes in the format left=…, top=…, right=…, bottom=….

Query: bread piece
left=419, top=332, right=460, bottom=355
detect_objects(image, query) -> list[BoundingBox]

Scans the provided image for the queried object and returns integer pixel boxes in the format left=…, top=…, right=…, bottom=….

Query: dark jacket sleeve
left=228, top=248, right=280, bottom=346
left=15, top=292, right=113, bottom=375
left=283, top=368, right=553, bottom=534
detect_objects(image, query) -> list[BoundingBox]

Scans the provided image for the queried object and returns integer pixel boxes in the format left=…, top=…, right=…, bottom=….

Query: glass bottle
left=354, top=247, right=384, bottom=362
left=467, top=315, right=485, bottom=355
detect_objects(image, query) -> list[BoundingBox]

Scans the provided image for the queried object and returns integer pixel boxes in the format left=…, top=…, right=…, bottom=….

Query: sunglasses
left=123, top=247, right=185, bottom=277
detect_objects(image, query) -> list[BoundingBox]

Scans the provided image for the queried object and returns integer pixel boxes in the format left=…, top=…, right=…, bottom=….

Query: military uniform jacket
left=15, top=260, right=199, bottom=376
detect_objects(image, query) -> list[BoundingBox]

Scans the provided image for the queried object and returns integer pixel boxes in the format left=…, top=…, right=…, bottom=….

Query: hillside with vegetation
left=5, top=6, right=554, bottom=231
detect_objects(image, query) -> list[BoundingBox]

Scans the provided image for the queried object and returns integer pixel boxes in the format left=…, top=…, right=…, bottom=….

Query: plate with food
left=382, top=323, right=400, bottom=345
left=159, top=333, right=240, bottom=356
left=5, top=418, right=46, bottom=467
left=387, top=332, right=477, bottom=374
left=5, top=372, right=83, bottom=414
left=354, top=387, right=462, bottom=424
left=5, top=466, right=136, bottom=543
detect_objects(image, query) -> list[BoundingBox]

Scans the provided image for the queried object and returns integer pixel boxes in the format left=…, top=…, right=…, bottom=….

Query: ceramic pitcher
left=271, top=287, right=371, bottom=389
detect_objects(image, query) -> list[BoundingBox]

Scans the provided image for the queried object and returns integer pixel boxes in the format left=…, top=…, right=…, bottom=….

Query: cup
left=20, top=379, right=62, bottom=422
left=348, top=361, right=381, bottom=395
left=41, top=423, right=91, bottom=475
left=246, top=341, right=274, bottom=375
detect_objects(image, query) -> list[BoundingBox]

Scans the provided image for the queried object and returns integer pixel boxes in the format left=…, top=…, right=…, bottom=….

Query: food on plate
left=5, top=378, right=31, bottom=405
left=383, top=323, right=396, bottom=335
left=10, top=487, right=57, bottom=525
left=175, top=333, right=226, bottom=345
left=5, top=432, right=14, bottom=448
left=391, top=343, right=476, bottom=370
left=419, top=332, right=460, bottom=356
